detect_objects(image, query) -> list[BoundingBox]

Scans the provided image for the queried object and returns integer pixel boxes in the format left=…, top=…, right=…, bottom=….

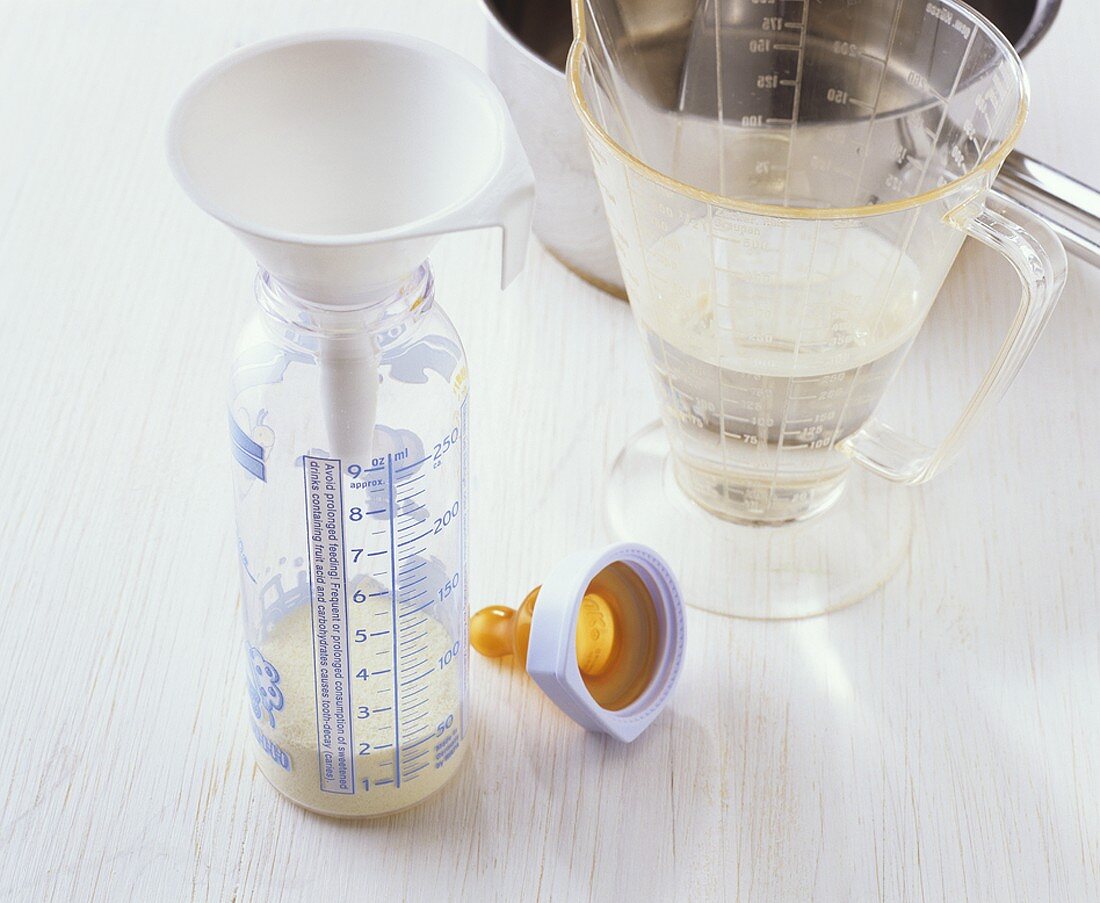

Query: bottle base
left=252, top=732, right=469, bottom=819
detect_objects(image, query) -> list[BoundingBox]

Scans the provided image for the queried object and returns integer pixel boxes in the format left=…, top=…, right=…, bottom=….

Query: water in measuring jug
left=636, top=223, right=927, bottom=522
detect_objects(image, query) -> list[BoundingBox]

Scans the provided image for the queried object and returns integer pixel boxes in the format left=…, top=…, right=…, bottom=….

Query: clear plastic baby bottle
left=231, top=265, right=473, bottom=816
left=167, top=31, right=534, bottom=816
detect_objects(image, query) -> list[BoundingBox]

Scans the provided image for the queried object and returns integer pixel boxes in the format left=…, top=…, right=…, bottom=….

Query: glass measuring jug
left=568, top=0, right=1066, bottom=617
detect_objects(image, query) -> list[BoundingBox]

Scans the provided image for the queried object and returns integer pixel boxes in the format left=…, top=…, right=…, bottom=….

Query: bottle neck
left=255, top=263, right=435, bottom=339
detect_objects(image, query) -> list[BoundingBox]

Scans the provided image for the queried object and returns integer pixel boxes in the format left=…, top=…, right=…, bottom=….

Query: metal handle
left=840, top=190, right=1067, bottom=484
left=995, top=150, right=1100, bottom=267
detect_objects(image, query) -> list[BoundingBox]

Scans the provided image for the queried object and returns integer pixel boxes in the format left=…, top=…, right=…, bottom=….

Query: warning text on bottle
left=303, top=456, right=355, bottom=794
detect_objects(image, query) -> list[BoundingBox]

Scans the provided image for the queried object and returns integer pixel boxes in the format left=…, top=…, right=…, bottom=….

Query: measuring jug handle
left=841, top=190, right=1067, bottom=484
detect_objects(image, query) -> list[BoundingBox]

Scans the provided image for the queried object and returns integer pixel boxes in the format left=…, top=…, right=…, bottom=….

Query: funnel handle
left=841, top=190, right=1067, bottom=484
left=402, top=114, right=535, bottom=289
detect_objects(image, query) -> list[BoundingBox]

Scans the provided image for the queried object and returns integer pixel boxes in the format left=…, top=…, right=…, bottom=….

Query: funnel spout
left=320, top=336, right=379, bottom=462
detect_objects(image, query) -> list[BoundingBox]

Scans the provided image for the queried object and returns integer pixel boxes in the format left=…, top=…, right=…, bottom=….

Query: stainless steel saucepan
left=483, top=0, right=1099, bottom=296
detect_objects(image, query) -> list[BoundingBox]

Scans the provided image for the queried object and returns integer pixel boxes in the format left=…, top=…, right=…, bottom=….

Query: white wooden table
left=1, top=1, right=1097, bottom=900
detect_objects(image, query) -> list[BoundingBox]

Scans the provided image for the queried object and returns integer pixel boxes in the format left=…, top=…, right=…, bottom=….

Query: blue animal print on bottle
left=245, top=645, right=285, bottom=728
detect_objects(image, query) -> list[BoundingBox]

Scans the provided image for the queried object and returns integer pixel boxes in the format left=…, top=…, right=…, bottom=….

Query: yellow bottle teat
left=469, top=562, right=660, bottom=712
left=471, top=589, right=618, bottom=676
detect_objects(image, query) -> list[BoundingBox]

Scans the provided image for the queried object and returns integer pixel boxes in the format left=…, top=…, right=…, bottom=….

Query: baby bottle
left=167, top=30, right=534, bottom=816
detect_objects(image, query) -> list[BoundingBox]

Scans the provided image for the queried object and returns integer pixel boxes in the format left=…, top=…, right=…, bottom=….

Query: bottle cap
left=471, top=542, right=686, bottom=742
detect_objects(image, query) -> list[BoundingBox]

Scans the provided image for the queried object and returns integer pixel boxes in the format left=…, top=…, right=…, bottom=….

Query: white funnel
left=168, top=30, right=535, bottom=461
left=167, top=30, right=535, bottom=303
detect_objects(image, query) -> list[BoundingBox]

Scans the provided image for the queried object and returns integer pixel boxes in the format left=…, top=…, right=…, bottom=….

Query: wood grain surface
left=0, top=1, right=1096, bottom=900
